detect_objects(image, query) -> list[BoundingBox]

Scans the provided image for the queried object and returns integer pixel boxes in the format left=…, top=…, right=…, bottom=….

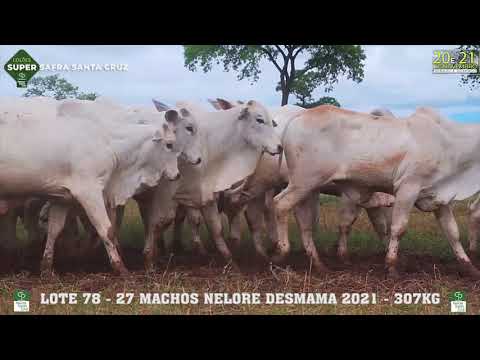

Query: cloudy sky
left=1, top=45, right=479, bottom=122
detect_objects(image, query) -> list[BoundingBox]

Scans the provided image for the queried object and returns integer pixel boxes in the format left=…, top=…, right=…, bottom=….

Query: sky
left=1, top=45, right=479, bottom=122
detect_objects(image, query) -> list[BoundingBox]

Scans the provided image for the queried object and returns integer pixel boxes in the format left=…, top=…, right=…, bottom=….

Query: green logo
left=14, top=289, right=31, bottom=301
left=449, top=291, right=466, bottom=302
left=4, top=49, right=40, bottom=88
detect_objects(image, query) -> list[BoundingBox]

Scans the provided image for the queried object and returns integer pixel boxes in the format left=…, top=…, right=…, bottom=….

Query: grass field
left=1, top=196, right=479, bottom=315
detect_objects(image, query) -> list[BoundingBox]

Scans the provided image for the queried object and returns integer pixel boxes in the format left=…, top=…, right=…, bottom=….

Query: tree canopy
left=457, top=45, right=480, bottom=91
left=23, top=74, right=98, bottom=100
left=184, top=45, right=365, bottom=105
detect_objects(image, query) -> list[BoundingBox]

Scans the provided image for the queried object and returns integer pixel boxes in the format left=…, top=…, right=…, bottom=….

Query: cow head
left=152, top=99, right=202, bottom=166
left=236, top=100, right=282, bottom=156
left=157, top=110, right=181, bottom=181
left=209, top=98, right=279, bottom=127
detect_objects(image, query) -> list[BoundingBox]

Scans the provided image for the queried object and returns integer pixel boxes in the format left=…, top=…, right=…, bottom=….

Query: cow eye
left=256, top=117, right=265, bottom=124
left=186, top=125, right=194, bottom=133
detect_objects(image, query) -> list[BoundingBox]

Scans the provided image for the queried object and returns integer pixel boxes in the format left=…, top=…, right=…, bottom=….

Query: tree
left=285, top=71, right=340, bottom=108
left=297, top=96, right=341, bottom=109
left=183, top=45, right=365, bottom=105
left=23, top=74, right=98, bottom=100
left=457, top=45, right=480, bottom=91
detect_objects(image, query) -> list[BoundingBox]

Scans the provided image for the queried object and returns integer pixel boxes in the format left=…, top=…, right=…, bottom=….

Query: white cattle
left=273, top=105, right=480, bottom=278
left=135, top=99, right=282, bottom=271
left=209, top=99, right=394, bottom=265
left=0, top=97, right=181, bottom=275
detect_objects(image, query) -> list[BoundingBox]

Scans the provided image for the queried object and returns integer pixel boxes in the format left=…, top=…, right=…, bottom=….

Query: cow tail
left=217, top=191, right=225, bottom=214
left=278, top=150, right=283, bottom=174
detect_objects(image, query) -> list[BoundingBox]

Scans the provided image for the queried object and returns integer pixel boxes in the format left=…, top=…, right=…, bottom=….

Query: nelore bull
left=272, top=105, right=480, bottom=279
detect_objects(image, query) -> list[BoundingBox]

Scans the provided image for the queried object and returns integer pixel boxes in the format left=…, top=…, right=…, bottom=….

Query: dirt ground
left=1, top=248, right=479, bottom=315
left=1, top=200, right=479, bottom=315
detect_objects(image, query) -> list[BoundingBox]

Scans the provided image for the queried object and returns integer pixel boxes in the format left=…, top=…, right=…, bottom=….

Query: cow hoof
left=467, top=249, right=477, bottom=261
left=40, top=269, right=56, bottom=281
left=271, top=253, right=287, bottom=265
left=386, top=266, right=401, bottom=280
left=270, top=245, right=289, bottom=264
left=312, top=262, right=330, bottom=275
left=192, top=243, right=208, bottom=257
left=40, top=260, right=53, bottom=277
left=255, top=252, right=271, bottom=265
left=144, top=262, right=156, bottom=274
left=113, top=263, right=129, bottom=277
left=228, top=237, right=242, bottom=251
left=223, top=260, right=241, bottom=274
left=460, top=262, right=480, bottom=279
left=338, top=253, right=352, bottom=266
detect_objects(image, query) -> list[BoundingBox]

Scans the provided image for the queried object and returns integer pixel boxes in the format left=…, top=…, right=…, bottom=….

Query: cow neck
left=198, top=106, right=248, bottom=163
left=102, top=121, right=160, bottom=168
left=448, top=122, right=480, bottom=162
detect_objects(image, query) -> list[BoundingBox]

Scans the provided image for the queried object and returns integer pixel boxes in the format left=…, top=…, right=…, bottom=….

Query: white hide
left=172, top=102, right=281, bottom=207
left=0, top=97, right=178, bottom=208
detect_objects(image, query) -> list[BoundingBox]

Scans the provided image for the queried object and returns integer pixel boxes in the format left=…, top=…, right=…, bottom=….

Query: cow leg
left=273, top=184, right=314, bottom=264
left=24, top=199, right=47, bottom=247
left=140, top=194, right=176, bottom=272
left=186, top=207, right=207, bottom=256
left=57, top=210, right=81, bottom=260
left=434, top=205, right=480, bottom=278
left=40, top=203, right=68, bottom=276
left=105, top=205, right=124, bottom=259
left=385, top=182, right=421, bottom=278
left=264, top=189, right=278, bottom=245
left=467, top=198, right=480, bottom=257
left=170, top=205, right=187, bottom=254
left=139, top=201, right=155, bottom=272
left=294, top=193, right=328, bottom=272
left=136, top=197, right=156, bottom=271
left=78, top=209, right=102, bottom=255
left=337, top=196, right=361, bottom=263
left=201, top=201, right=239, bottom=270
left=0, top=208, right=20, bottom=270
left=227, top=210, right=243, bottom=251
left=0, top=209, right=18, bottom=250
left=144, top=214, right=174, bottom=273
left=244, top=196, right=269, bottom=260
left=116, top=206, right=125, bottom=230
left=74, top=189, right=128, bottom=275
left=366, top=206, right=392, bottom=247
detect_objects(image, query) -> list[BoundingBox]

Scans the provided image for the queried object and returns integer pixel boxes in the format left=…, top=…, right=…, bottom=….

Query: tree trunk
left=281, top=87, right=289, bottom=106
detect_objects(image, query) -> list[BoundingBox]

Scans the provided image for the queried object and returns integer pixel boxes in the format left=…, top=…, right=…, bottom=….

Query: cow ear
left=165, top=109, right=179, bottom=125
left=272, top=119, right=278, bottom=127
left=208, top=99, right=222, bottom=110
left=152, top=127, right=165, bottom=142
left=216, top=98, right=235, bottom=110
left=180, top=108, right=190, bottom=118
left=238, top=107, right=249, bottom=120
left=152, top=99, right=170, bottom=112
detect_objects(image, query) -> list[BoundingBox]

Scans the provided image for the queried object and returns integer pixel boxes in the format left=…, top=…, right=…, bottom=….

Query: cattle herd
left=1, top=96, right=480, bottom=280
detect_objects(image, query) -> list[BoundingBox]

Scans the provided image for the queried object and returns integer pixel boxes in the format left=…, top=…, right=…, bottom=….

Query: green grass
left=1, top=199, right=479, bottom=315
left=112, top=199, right=468, bottom=261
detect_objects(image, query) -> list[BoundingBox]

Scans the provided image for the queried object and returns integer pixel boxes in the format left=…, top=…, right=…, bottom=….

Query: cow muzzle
left=265, top=144, right=283, bottom=156
left=165, top=170, right=181, bottom=181
left=189, top=156, right=202, bottom=165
